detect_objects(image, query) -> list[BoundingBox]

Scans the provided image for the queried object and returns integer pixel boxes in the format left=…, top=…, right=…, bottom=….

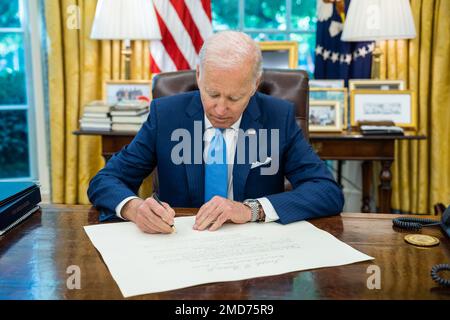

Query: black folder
left=0, top=182, right=41, bottom=235
left=360, top=125, right=405, bottom=136
left=0, top=181, right=38, bottom=206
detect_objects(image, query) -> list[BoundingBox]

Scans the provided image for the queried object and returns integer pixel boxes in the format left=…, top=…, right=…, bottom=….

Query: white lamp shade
left=90, top=0, right=162, bottom=40
left=341, top=0, right=416, bottom=41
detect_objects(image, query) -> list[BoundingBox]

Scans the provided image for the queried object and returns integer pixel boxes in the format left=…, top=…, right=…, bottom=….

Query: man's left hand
left=194, top=196, right=252, bottom=231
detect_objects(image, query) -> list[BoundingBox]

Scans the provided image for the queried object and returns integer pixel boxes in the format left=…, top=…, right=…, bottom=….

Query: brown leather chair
left=152, top=68, right=310, bottom=140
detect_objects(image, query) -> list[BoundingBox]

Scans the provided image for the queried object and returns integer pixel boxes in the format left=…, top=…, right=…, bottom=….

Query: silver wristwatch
left=243, top=199, right=261, bottom=222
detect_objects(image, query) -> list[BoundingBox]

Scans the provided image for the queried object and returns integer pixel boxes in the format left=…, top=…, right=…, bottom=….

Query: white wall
left=339, top=161, right=377, bottom=213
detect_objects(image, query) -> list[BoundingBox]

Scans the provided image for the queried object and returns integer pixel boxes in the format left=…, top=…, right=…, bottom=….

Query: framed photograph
left=350, top=90, right=417, bottom=129
left=258, top=41, right=298, bottom=69
left=349, top=79, right=405, bottom=91
left=310, top=88, right=348, bottom=129
left=310, top=79, right=345, bottom=89
left=309, top=100, right=342, bottom=132
left=103, top=80, right=152, bottom=103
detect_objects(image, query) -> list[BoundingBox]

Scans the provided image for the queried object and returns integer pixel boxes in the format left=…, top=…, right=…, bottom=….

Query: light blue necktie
left=204, top=128, right=228, bottom=202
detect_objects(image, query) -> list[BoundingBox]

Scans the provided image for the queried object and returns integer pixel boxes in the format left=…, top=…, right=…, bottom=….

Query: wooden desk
left=310, top=132, right=426, bottom=213
left=73, top=130, right=425, bottom=214
left=0, top=205, right=449, bottom=300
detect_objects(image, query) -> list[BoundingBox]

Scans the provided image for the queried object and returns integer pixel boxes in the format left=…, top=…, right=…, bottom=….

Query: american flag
left=150, top=0, right=213, bottom=73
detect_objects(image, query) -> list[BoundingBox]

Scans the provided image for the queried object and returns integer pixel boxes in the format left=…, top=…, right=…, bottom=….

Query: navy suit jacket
left=88, top=91, right=344, bottom=223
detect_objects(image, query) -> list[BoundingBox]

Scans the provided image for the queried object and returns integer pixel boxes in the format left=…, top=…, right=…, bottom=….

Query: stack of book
left=0, top=182, right=41, bottom=235
left=360, top=125, right=404, bottom=136
left=79, top=100, right=113, bottom=131
left=111, top=99, right=150, bottom=132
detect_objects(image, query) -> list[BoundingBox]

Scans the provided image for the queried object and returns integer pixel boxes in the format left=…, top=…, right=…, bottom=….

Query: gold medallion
left=404, top=234, right=440, bottom=247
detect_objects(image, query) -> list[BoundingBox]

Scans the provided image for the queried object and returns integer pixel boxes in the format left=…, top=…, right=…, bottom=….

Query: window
left=212, top=0, right=317, bottom=75
left=0, top=0, right=35, bottom=180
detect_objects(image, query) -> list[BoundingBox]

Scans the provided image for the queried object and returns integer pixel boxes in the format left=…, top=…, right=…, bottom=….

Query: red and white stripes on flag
left=150, top=0, right=213, bottom=73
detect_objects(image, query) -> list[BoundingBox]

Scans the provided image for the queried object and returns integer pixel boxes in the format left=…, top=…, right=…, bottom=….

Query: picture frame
left=309, top=79, right=345, bottom=89
left=309, top=100, right=342, bottom=132
left=258, top=41, right=298, bottom=69
left=103, top=80, right=152, bottom=104
left=350, top=90, right=417, bottom=129
left=349, top=79, right=405, bottom=91
left=310, top=88, right=348, bottom=129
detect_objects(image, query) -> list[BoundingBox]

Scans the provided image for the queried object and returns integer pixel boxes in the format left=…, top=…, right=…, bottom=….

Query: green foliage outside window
left=0, top=0, right=20, bottom=28
left=212, top=0, right=317, bottom=74
left=0, top=71, right=26, bottom=105
left=0, top=0, right=30, bottom=179
left=0, top=110, right=29, bottom=178
left=244, top=0, right=286, bottom=30
left=291, top=0, right=317, bottom=31
left=0, top=69, right=28, bottom=179
left=212, top=0, right=239, bottom=30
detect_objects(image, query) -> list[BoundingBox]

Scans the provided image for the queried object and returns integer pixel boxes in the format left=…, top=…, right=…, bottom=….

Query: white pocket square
left=250, top=157, right=272, bottom=169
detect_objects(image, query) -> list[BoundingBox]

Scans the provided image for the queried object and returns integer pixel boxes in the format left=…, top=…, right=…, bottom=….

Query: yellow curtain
left=379, top=0, right=450, bottom=214
left=45, top=0, right=152, bottom=204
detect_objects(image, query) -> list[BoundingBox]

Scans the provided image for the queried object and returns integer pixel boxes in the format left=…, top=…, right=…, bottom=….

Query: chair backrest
left=152, top=68, right=310, bottom=140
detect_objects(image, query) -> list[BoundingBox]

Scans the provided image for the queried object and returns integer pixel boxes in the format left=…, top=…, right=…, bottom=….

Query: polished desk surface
left=310, top=131, right=426, bottom=140
left=73, top=129, right=426, bottom=141
left=0, top=205, right=449, bottom=300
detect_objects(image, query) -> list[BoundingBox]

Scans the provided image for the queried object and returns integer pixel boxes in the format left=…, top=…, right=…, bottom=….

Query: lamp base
left=371, top=42, right=382, bottom=80
left=121, top=39, right=132, bottom=80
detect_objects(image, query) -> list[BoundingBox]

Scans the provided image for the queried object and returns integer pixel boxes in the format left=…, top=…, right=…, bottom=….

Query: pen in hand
left=152, top=192, right=176, bottom=233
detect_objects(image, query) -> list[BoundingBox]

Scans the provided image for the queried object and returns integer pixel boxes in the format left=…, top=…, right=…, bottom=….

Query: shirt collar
left=204, top=114, right=242, bottom=131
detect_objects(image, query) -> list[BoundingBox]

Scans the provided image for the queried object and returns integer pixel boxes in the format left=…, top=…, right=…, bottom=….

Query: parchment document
left=84, top=217, right=373, bottom=297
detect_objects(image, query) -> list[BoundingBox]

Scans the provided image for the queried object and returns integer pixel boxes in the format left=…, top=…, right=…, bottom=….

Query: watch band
left=243, top=199, right=261, bottom=222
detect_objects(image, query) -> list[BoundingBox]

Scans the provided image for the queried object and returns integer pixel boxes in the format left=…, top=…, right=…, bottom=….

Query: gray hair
left=198, top=31, right=263, bottom=83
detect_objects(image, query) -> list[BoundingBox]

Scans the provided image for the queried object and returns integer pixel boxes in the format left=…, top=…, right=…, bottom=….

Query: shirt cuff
left=115, top=196, right=139, bottom=220
left=257, top=197, right=279, bottom=223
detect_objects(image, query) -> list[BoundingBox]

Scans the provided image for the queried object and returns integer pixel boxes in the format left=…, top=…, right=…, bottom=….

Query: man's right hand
left=121, top=197, right=175, bottom=234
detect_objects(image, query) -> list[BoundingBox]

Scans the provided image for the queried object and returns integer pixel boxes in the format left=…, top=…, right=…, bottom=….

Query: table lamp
left=90, top=0, right=162, bottom=79
left=341, top=0, right=416, bottom=79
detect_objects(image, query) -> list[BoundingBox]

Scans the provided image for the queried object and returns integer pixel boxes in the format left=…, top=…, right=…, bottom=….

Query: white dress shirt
left=116, top=115, right=280, bottom=223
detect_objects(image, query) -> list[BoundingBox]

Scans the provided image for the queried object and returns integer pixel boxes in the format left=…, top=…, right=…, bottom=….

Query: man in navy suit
left=88, top=31, right=344, bottom=234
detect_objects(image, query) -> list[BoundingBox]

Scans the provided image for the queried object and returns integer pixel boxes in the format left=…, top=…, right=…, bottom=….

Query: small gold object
left=404, top=234, right=440, bottom=247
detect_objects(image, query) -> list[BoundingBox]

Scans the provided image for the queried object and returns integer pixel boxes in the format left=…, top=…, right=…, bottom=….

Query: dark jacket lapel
left=233, top=94, right=262, bottom=202
left=182, top=92, right=205, bottom=207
